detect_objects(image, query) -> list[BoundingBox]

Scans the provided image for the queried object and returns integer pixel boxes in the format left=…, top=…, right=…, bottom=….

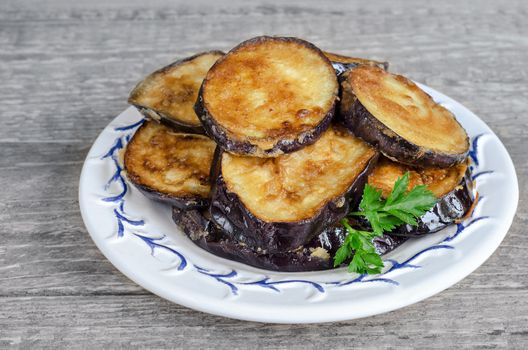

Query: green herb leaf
left=333, top=244, right=351, bottom=267
left=364, top=210, right=383, bottom=235
left=333, top=172, right=438, bottom=275
left=386, top=209, right=417, bottom=226
left=377, top=212, right=404, bottom=232
left=335, top=218, right=385, bottom=274
left=385, top=172, right=410, bottom=205
left=384, top=184, right=437, bottom=218
left=359, top=184, right=384, bottom=212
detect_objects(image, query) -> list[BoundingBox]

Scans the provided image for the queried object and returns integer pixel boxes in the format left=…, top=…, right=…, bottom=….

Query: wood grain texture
left=0, top=0, right=526, bottom=348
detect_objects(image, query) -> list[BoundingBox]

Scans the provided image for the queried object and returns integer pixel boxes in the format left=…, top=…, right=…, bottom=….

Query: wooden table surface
left=1, top=0, right=527, bottom=348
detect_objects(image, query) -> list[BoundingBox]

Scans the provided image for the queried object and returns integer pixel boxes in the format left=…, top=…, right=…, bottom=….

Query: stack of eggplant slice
left=124, top=36, right=474, bottom=272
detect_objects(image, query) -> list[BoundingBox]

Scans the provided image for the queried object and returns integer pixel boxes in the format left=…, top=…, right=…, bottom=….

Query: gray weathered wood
left=0, top=0, right=526, bottom=348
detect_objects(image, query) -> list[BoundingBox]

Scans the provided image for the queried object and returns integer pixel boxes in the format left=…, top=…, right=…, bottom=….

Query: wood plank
left=0, top=293, right=527, bottom=348
left=0, top=0, right=527, bottom=347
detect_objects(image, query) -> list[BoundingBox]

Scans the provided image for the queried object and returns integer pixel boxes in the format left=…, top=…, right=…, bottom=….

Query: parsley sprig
left=334, top=172, right=437, bottom=275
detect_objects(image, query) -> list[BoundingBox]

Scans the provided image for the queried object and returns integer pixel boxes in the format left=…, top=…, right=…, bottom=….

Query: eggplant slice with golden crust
left=195, top=36, right=339, bottom=157
left=209, top=125, right=379, bottom=253
left=365, top=157, right=474, bottom=237
left=129, top=51, right=224, bottom=134
left=323, top=51, right=388, bottom=77
left=172, top=208, right=406, bottom=272
left=124, top=121, right=216, bottom=209
left=340, top=66, right=469, bottom=168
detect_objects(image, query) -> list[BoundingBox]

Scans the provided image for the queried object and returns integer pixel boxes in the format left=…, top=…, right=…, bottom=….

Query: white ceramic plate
left=79, top=83, right=518, bottom=323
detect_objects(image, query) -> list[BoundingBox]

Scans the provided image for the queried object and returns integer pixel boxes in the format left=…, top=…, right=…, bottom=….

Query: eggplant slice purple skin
left=339, top=67, right=469, bottom=168
left=129, top=50, right=225, bottom=135
left=340, top=100, right=467, bottom=168
left=172, top=208, right=407, bottom=272
left=208, top=148, right=379, bottom=254
left=131, top=183, right=210, bottom=210
left=134, top=106, right=206, bottom=135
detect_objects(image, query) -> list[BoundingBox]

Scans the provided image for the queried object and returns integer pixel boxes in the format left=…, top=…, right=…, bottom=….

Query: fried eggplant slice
left=172, top=208, right=406, bottom=272
left=195, top=36, right=339, bottom=157
left=340, top=66, right=469, bottom=167
left=366, top=157, right=474, bottom=237
left=209, top=125, right=379, bottom=253
left=129, top=51, right=224, bottom=134
left=124, top=121, right=216, bottom=209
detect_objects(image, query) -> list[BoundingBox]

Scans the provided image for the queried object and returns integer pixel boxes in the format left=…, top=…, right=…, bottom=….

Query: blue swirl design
left=101, top=118, right=187, bottom=270
left=133, top=233, right=187, bottom=271
left=101, top=116, right=493, bottom=296
left=326, top=274, right=400, bottom=287
left=195, top=266, right=325, bottom=295
left=468, top=133, right=484, bottom=166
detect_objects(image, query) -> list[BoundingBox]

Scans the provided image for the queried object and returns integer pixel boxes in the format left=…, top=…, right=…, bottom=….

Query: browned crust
left=128, top=50, right=225, bottom=134
left=368, top=157, right=468, bottom=198
left=339, top=68, right=469, bottom=168
left=124, top=121, right=216, bottom=209
left=219, top=126, right=377, bottom=222
left=209, top=146, right=379, bottom=253
left=195, top=36, right=338, bottom=157
left=196, top=92, right=335, bottom=157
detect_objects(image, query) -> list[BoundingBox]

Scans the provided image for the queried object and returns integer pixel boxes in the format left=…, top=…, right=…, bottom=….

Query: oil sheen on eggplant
left=195, top=36, right=339, bottom=157
left=209, top=126, right=379, bottom=253
left=172, top=208, right=406, bottom=272
left=323, top=51, right=388, bottom=77
left=129, top=51, right=224, bottom=134
left=364, top=157, right=474, bottom=237
left=339, top=65, right=469, bottom=168
left=124, top=121, right=216, bottom=209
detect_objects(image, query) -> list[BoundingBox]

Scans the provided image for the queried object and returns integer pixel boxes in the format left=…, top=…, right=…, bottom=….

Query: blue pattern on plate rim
left=100, top=119, right=492, bottom=295
left=101, top=119, right=187, bottom=271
